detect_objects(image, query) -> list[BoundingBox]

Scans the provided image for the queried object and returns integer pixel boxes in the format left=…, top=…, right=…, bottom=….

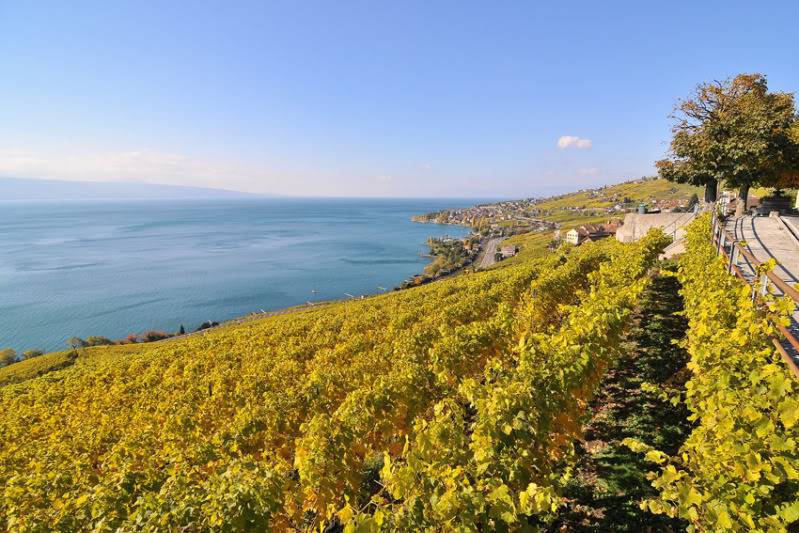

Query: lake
left=0, top=198, right=475, bottom=352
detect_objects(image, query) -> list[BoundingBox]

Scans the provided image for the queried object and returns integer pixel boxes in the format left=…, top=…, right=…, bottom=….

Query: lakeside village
left=401, top=177, right=701, bottom=288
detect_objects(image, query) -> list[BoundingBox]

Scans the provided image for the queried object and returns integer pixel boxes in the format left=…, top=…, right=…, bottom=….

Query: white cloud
left=556, top=136, right=592, bottom=150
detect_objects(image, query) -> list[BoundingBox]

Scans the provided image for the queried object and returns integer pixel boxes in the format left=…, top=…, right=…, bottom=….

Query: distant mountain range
left=0, top=177, right=262, bottom=201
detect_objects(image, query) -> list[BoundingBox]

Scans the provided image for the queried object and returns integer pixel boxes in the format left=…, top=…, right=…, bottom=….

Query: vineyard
left=626, top=214, right=799, bottom=531
left=0, top=232, right=668, bottom=531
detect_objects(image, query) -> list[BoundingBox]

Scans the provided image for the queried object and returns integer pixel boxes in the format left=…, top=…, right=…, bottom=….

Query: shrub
left=142, top=331, right=172, bottom=343
left=626, top=214, right=799, bottom=531
left=86, top=336, right=113, bottom=346
left=0, top=348, right=17, bottom=367
left=194, top=321, right=219, bottom=332
left=22, top=349, right=44, bottom=359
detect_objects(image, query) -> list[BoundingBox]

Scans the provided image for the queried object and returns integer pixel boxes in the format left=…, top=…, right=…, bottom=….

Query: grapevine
left=0, top=233, right=668, bottom=531
left=626, top=214, right=799, bottom=532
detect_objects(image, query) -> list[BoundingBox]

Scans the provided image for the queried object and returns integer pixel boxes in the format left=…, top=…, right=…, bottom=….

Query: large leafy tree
left=657, top=73, right=799, bottom=214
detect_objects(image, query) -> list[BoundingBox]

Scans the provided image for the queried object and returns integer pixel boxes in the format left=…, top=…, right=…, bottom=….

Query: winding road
left=477, top=237, right=502, bottom=269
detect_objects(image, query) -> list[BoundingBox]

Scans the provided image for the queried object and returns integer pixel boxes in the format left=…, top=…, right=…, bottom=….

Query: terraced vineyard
left=627, top=215, right=799, bottom=531
left=0, top=232, right=668, bottom=531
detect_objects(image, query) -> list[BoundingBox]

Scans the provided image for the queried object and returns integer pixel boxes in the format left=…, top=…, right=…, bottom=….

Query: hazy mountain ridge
left=0, top=177, right=262, bottom=201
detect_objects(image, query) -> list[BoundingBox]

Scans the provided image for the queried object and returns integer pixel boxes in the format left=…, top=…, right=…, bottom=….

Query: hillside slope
left=0, top=176, right=260, bottom=200
left=534, top=178, right=700, bottom=213
left=0, top=232, right=668, bottom=531
left=497, top=178, right=701, bottom=265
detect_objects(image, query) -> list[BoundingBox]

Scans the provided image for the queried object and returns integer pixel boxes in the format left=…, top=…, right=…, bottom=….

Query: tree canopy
left=22, top=349, right=44, bottom=359
left=657, top=73, right=799, bottom=211
left=86, top=336, right=113, bottom=346
left=0, top=348, right=17, bottom=367
left=66, top=337, right=87, bottom=351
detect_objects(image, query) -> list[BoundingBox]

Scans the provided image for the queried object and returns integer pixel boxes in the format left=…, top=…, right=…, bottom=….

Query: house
left=565, top=222, right=620, bottom=245
left=500, top=246, right=518, bottom=258
left=565, top=226, right=592, bottom=245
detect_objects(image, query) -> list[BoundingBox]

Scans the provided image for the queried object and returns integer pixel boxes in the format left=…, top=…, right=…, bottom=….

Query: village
left=404, top=177, right=706, bottom=287
left=412, top=177, right=699, bottom=235
left=402, top=177, right=799, bottom=294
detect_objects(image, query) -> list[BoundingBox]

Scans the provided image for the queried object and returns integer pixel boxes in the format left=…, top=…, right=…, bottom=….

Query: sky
left=1, top=1, right=798, bottom=198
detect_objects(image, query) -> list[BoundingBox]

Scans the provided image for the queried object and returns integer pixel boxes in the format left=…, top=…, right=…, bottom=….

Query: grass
left=534, top=178, right=701, bottom=211
left=546, top=267, right=691, bottom=532
left=490, top=232, right=553, bottom=267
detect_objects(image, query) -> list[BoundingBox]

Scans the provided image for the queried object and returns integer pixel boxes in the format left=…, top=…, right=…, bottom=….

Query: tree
left=657, top=73, right=799, bottom=214
left=22, top=349, right=44, bottom=359
left=86, top=336, right=113, bottom=346
left=66, top=337, right=87, bottom=352
left=178, top=324, right=186, bottom=335
left=194, top=321, right=219, bottom=332
left=0, top=348, right=16, bottom=367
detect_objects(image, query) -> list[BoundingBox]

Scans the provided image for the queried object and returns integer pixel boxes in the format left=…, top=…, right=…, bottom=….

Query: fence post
left=718, top=230, right=725, bottom=255
left=760, top=274, right=769, bottom=297
left=729, top=244, right=738, bottom=273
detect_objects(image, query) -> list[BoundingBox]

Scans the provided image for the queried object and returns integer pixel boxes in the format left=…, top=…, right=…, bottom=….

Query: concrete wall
left=615, top=212, right=696, bottom=243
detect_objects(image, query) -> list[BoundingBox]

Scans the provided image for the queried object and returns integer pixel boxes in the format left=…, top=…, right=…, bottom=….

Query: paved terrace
left=725, top=215, right=799, bottom=372
left=727, top=216, right=799, bottom=285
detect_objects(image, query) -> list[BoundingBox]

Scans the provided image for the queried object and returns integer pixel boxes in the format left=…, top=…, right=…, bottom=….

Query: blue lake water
left=0, top=198, right=475, bottom=353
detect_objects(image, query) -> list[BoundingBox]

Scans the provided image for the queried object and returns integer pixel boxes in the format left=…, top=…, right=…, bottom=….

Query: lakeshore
left=0, top=197, right=475, bottom=353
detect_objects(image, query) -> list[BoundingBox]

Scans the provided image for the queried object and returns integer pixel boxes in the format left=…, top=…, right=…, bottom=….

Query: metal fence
left=710, top=215, right=799, bottom=378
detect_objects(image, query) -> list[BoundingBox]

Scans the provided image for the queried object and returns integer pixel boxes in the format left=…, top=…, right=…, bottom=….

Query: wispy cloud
left=0, top=148, right=277, bottom=192
left=556, top=136, right=592, bottom=150
left=577, top=167, right=599, bottom=176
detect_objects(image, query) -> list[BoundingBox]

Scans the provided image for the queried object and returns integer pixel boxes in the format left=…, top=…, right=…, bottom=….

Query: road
left=477, top=237, right=502, bottom=269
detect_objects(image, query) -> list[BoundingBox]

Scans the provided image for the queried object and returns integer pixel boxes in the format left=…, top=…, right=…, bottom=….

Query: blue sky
left=1, top=1, right=797, bottom=197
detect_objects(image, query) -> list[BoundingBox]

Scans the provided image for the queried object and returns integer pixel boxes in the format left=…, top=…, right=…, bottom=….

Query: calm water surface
left=0, top=198, right=475, bottom=352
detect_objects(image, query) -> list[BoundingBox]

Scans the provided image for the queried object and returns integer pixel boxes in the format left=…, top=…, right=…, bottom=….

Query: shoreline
left=2, top=198, right=474, bottom=355
left=3, top=212, right=473, bottom=357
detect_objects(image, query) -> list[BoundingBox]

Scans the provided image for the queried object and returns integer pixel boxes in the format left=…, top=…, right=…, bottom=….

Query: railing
left=662, top=209, right=698, bottom=240
left=711, top=215, right=799, bottom=378
left=657, top=210, right=699, bottom=255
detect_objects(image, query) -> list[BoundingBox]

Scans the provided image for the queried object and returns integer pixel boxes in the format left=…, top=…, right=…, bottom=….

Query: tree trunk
left=735, top=183, right=750, bottom=217
left=704, top=179, right=718, bottom=203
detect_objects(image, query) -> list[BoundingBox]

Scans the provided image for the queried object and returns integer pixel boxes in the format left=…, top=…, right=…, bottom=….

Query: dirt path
left=546, top=271, right=692, bottom=532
